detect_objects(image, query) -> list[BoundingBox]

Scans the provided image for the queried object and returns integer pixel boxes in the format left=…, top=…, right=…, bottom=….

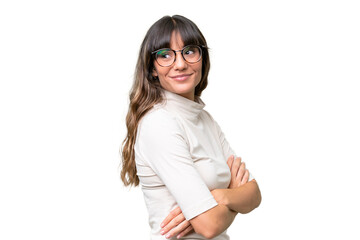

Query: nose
left=173, top=51, right=187, bottom=70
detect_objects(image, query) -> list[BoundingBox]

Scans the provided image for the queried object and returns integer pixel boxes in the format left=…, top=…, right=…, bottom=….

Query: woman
left=121, top=15, right=261, bottom=239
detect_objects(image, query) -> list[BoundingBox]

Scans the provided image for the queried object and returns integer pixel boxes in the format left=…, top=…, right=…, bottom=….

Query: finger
left=241, top=169, right=250, bottom=185
left=176, top=225, right=194, bottom=239
left=160, top=206, right=182, bottom=228
left=233, top=162, right=245, bottom=187
left=165, top=220, right=191, bottom=239
left=231, top=157, right=242, bottom=177
left=227, top=155, right=235, bottom=169
left=236, top=162, right=246, bottom=180
left=161, top=213, right=186, bottom=235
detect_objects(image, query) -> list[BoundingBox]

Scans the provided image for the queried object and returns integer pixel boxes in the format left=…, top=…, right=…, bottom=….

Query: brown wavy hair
left=121, top=15, right=211, bottom=186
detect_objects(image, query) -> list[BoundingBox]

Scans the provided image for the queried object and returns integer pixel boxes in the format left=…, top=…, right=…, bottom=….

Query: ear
left=152, top=67, right=158, bottom=77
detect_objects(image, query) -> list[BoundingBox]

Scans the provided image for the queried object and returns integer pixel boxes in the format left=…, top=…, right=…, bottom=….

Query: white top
left=135, top=90, right=252, bottom=240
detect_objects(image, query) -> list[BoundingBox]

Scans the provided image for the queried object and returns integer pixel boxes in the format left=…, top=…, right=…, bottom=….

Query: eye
left=183, top=46, right=198, bottom=55
left=157, top=49, right=173, bottom=59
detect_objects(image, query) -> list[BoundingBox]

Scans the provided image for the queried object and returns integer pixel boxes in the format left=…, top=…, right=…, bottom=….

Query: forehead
left=151, top=28, right=200, bottom=52
left=169, top=31, right=184, bottom=50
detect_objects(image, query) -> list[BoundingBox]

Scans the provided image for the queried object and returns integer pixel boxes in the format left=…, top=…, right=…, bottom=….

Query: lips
left=170, top=73, right=193, bottom=81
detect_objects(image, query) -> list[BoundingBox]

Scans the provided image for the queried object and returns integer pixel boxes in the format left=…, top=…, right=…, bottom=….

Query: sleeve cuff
left=182, top=196, right=218, bottom=220
left=249, top=171, right=255, bottom=181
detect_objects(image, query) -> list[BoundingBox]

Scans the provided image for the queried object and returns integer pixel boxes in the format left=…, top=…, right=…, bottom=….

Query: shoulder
left=140, top=105, right=177, bottom=126
left=200, top=109, right=219, bottom=129
left=201, top=109, right=215, bottom=122
left=138, top=105, right=183, bottom=137
left=200, top=109, right=223, bottom=135
left=136, top=106, right=188, bottom=151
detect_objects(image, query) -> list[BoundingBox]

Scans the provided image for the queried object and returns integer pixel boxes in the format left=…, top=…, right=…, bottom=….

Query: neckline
left=162, top=89, right=205, bottom=120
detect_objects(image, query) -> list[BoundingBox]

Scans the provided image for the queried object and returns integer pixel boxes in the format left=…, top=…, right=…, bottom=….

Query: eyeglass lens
left=155, top=45, right=202, bottom=67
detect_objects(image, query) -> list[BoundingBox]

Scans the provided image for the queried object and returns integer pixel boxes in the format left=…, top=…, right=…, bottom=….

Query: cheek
left=195, top=64, right=202, bottom=82
left=157, top=71, right=168, bottom=82
left=155, top=64, right=168, bottom=76
left=156, top=70, right=170, bottom=87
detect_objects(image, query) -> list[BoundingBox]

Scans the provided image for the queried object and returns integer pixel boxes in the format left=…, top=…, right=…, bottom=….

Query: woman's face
left=152, top=31, right=202, bottom=101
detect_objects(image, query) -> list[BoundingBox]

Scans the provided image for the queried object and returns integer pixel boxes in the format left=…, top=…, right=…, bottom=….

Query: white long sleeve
left=135, top=90, right=236, bottom=240
left=136, top=109, right=218, bottom=220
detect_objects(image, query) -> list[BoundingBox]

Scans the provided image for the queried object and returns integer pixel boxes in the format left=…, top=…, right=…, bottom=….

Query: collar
left=162, top=89, right=205, bottom=120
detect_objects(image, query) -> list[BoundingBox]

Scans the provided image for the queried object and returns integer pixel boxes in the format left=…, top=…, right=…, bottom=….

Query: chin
left=170, top=85, right=195, bottom=96
left=160, top=79, right=199, bottom=99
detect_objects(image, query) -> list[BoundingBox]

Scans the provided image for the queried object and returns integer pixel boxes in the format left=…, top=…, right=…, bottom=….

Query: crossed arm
left=160, top=155, right=262, bottom=239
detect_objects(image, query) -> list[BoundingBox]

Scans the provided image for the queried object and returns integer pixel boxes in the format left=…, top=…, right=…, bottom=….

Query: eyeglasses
left=152, top=45, right=204, bottom=67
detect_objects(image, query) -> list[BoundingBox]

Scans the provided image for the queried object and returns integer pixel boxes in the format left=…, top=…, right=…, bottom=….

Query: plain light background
left=1, top=0, right=359, bottom=239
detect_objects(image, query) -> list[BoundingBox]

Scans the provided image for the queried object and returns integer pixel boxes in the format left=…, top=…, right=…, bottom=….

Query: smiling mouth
left=170, top=74, right=192, bottom=81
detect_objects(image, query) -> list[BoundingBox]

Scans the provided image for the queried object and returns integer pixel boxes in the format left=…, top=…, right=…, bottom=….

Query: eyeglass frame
left=151, top=45, right=206, bottom=67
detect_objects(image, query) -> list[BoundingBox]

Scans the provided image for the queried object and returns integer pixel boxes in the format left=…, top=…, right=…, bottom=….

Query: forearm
left=222, top=179, right=262, bottom=214
left=190, top=204, right=237, bottom=239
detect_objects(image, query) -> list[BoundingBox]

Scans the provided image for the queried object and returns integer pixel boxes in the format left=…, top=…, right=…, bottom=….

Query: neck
left=178, top=91, right=195, bottom=101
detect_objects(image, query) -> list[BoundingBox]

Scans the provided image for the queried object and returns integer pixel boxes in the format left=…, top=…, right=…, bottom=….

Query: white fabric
left=135, top=90, right=251, bottom=240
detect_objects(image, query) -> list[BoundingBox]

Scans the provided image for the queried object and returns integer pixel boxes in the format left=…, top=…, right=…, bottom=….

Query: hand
left=211, top=188, right=228, bottom=206
left=227, top=155, right=249, bottom=189
left=160, top=206, right=194, bottom=239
